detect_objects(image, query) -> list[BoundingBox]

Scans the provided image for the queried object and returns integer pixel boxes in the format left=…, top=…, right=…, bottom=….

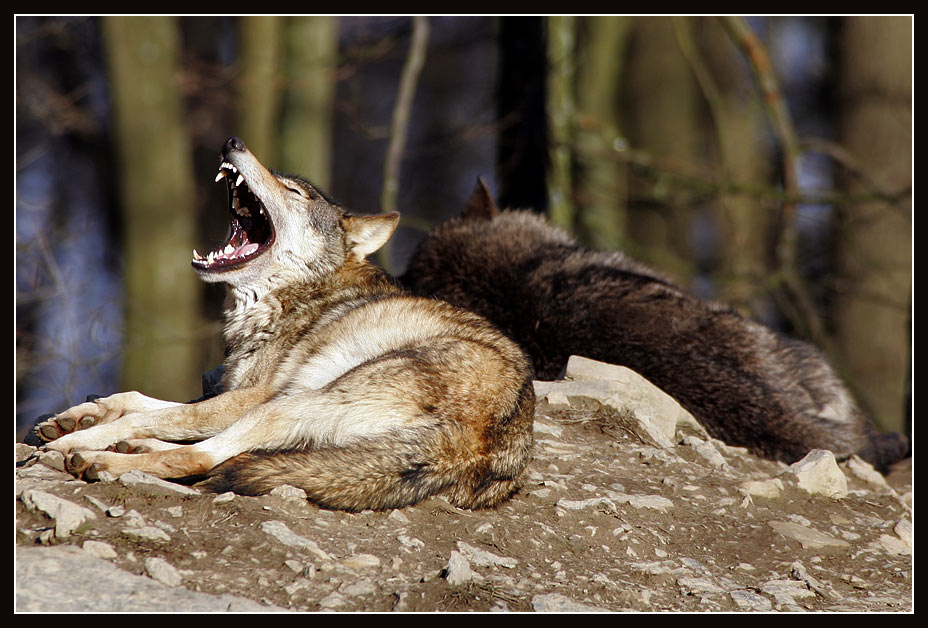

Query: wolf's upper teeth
left=214, top=171, right=226, bottom=183
left=193, top=248, right=201, bottom=259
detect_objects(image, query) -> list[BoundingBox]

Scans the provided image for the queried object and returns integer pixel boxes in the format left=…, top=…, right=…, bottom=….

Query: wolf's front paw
left=30, top=396, right=105, bottom=444
left=31, top=392, right=153, bottom=446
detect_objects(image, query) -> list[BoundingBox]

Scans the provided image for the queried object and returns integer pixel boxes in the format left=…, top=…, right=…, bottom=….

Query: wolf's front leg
left=49, top=387, right=273, bottom=479
left=32, top=392, right=183, bottom=445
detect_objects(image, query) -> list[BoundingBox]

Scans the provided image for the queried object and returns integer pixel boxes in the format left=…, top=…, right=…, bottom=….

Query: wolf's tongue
left=234, top=243, right=260, bottom=258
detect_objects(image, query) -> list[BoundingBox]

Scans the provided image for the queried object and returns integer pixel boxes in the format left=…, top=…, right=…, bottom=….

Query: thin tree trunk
left=832, top=16, right=912, bottom=433
left=545, top=15, right=576, bottom=231
left=573, top=16, right=631, bottom=251
left=238, top=16, right=283, bottom=163
left=279, top=16, right=338, bottom=189
left=623, top=16, right=704, bottom=281
left=101, top=16, right=202, bottom=401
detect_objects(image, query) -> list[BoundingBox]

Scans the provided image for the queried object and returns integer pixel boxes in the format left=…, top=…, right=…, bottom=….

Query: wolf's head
left=194, top=137, right=399, bottom=290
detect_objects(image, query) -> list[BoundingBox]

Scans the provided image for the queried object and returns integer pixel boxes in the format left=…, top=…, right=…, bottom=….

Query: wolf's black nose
left=224, top=136, right=246, bottom=154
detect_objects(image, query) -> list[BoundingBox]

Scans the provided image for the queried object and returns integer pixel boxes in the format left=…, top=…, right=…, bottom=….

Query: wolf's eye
left=285, top=185, right=306, bottom=197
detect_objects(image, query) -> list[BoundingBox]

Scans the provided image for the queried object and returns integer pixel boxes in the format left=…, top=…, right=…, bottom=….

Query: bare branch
left=378, top=16, right=430, bottom=271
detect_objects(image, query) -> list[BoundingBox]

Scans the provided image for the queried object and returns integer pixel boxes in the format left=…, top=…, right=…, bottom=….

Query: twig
left=718, top=16, right=823, bottom=343
left=378, top=16, right=429, bottom=271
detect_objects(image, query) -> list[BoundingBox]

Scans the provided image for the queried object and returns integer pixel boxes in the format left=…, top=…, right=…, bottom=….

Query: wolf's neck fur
left=221, top=260, right=401, bottom=389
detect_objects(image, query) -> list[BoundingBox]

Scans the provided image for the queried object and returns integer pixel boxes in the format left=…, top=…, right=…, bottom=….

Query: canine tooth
left=235, top=174, right=244, bottom=187
left=214, top=171, right=226, bottom=183
left=224, top=243, right=234, bottom=254
left=193, top=248, right=201, bottom=259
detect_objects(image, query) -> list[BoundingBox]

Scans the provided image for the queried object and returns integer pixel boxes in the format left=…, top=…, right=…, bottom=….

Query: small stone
left=456, top=541, right=517, bottom=568
left=768, top=521, right=849, bottom=550
left=318, top=592, right=350, bottom=609
left=20, top=489, right=97, bottom=539
left=844, top=455, right=891, bottom=491
left=443, top=551, right=475, bottom=585
left=781, top=450, right=848, bottom=498
left=36, top=450, right=67, bottom=471
left=531, top=592, right=609, bottom=612
left=893, top=519, right=913, bottom=551
left=738, top=478, right=783, bottom=499
left=212, top=492, right=236, bottom=504
left=284, top=559, right=304, bottom=573
left=145, top=557, right=182, bottom=587
left=122, top=526, right=171, bottom=543
left=269, top=484, right=308, bottom=501
left=341, top=554, right=381, bottom=570
left=82, top=540, right=117, bottom=559
left=340, top=579, right=377, bottom=596
left=118, top=469, right=200, bottom=496
left=730, top=590, right=772, bottom=611
left=260, top=520, right=332, bottom=562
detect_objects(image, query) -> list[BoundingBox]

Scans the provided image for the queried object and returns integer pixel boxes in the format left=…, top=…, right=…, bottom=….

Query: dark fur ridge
left=402, top=185, right=908, bottom=472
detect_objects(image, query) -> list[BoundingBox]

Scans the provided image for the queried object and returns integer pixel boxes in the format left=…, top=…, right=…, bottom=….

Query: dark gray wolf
left=402, top=178, right=907, bottom=472
left=32, top=140, right=534, bottom=511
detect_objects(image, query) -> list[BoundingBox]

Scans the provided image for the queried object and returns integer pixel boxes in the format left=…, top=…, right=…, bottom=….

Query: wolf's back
left=403, top=210, right=908, bottom=472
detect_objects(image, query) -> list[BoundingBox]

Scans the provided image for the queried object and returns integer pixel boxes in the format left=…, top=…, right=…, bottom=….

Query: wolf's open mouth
left=192, top=162, right=275, bottom=272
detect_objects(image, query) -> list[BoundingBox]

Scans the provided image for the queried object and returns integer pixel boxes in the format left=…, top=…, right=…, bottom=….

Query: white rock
left=21, top=489, right=97, bottom=539
left=144, top=557, right=182, bottom=587
left=269, top=484, right=308, bottom=501
left=260, top=520, right=332, bottom=562
left=212, top=492, right=235, bottom=504
left=738, top=478, right=784, bottom=499
left=531, top=592, right=609, bottom=612
left=341, top=554, right=381, bottom=570
left=122, top=526, right=171, bottom=543
left=844, top=455, right=891, bottom=491
left=767, top=521, right=849, bottom=550
left=893, top=519, right=913, bottom=550
left=456, top=541, right=517, bottom=568
left=443, top=551, right=476, bottom=585
left=118, top=470, right=200, bottom=496
left=730, top=589, right=772, bottom=610
left=533, top=355, right=705, bottom=449
left=781, top=449, right=848, bottom=498
left=81, top=540, right=117, bottom=559
left=681, top=435, right=730, bottom=468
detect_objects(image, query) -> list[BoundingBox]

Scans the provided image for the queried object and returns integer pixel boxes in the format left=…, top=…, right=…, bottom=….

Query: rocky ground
left=15, top=357, right=913, bottom=613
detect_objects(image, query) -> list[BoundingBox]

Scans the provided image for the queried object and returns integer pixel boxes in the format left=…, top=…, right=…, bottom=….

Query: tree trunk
left=278, top=16, right=338, bottom=190
left=101, top=16, right=202, bottom=401
left=832, top=16, right=912, bottom=434
left=573, top=16, right=631, bottom=251
left=237, top=16, right=283, bottom=163
left=622, top=16, right=704, bottom=282
left=695, top=16, right=773, bottom=315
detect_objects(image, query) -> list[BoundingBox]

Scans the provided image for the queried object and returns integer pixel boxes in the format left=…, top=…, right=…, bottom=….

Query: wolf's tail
left=199, top=431, right=531, bottom=512
left=856, top=430, right=910, bottom=474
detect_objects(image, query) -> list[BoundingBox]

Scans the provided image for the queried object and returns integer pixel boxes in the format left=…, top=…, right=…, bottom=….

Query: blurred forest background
left=15, top=16, right=911, bottom=446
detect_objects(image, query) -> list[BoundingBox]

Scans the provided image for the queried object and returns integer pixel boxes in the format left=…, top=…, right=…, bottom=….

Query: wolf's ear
left=343, top=212, right=400, bottom=260
left=460, top=176, right=499, bottom=221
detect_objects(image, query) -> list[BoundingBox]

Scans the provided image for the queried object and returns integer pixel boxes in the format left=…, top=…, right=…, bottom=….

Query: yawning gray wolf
left=402, top=178, right=908, bottom=472
left=33, top=139, right=535, bottom=511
